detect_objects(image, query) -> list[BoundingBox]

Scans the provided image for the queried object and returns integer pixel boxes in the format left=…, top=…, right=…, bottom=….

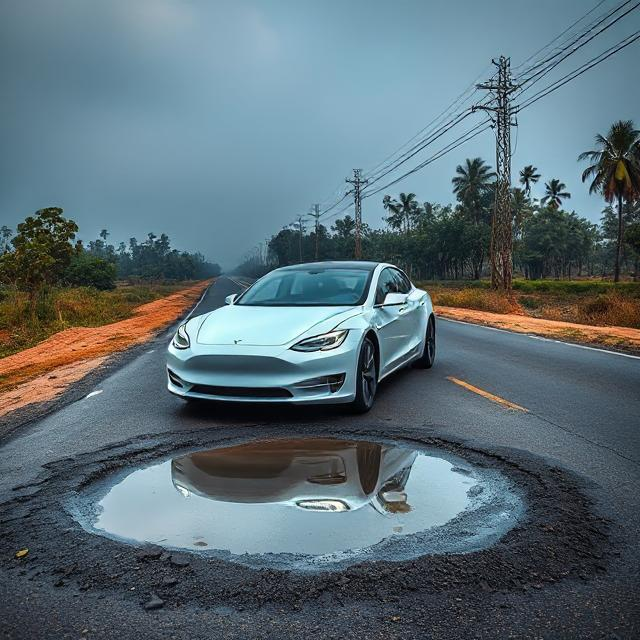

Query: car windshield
left=237, top=268, right=372, bottom=306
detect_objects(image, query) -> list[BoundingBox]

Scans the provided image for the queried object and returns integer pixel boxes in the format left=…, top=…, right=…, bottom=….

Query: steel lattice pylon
left=475, top=56, right=518, bottom=290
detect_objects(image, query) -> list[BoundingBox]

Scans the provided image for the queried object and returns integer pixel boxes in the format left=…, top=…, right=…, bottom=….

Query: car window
left=375, top=268, right=399, bottom=305
left=238, top=268, right=372, bottom=306
left=392, top=269, right=411, bottom=294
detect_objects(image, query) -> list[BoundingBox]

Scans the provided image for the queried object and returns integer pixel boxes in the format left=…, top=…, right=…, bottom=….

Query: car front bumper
left=166, top=333, right=361, bottom=404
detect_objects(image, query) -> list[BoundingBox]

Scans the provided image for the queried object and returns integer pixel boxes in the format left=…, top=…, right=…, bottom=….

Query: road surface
left=1, top=276, right=638, bottom=639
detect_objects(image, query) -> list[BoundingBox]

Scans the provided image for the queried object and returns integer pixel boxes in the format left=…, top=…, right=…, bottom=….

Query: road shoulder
left=0, top=280, right=211, bottom=439
left=435, top=305, right=640, bottom=354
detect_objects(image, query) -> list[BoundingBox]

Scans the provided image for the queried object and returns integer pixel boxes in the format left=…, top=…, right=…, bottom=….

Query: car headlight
left=291, top=329, right=348, bottom=352
left=172, top=323, right=190, bottom=349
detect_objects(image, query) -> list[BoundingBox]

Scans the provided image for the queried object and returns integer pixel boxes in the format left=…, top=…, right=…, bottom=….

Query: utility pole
left=296, top=215, right=305, bottom=263
left=308, top=203, right=321, bottom=261
left=345, top=169, right=369, bottom=260
left=474, top=56, right=518, bottom=291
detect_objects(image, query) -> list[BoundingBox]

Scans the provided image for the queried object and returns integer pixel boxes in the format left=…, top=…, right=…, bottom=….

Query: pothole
left=71, top=437, right=524, bottom=570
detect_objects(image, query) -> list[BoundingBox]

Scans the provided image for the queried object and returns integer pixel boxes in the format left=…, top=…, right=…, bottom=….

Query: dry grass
left=429, top=287, right=521, bottom=315
left=0, top=283, right=196, bottom=359
left=418, top=280, right=640, bottom=329
left=0, top=281, right=211, bottom=411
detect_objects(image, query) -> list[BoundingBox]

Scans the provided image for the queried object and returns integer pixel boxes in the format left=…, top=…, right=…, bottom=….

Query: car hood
left=195, top=304, right=361, bottom=346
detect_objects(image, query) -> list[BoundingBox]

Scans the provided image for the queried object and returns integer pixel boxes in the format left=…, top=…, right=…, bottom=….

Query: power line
left=516, top=0, right=639, bottom=92
left=515, top=28, right=640, bottom=112
left=362, top=119, right=492, bottom=199
left=512, top=0, right=610, bottom=72
left=363, top=109, right=475, bottom=187
left=362, top=64, right=492, bottom=179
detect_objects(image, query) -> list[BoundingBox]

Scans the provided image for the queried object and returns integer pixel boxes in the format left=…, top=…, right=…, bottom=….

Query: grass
left=0, top=282, right=197, bottom=359
left=417, top=279, right=640, bottom=329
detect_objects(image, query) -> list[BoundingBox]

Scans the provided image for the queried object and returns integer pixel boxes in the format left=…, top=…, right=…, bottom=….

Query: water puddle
left=74, top=438, right=523, bottom=570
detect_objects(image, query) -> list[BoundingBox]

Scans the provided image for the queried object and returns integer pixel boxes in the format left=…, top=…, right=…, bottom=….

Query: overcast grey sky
left=1, top=0, right=639, bottom=267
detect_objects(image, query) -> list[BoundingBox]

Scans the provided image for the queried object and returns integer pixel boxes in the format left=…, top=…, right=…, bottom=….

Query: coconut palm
left=452, top=158, right=496, bottom=213
left=541, top=179, right=571, bottom=209
left=579, top=120, right=640, bottom=282
left=519, top=165, right=541, bottom=196
left=452, top=158, right=495, bottom=279
left=383, top=193, right=419, bottom=234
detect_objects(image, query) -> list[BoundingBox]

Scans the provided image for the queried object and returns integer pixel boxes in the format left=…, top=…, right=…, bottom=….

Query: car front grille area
left=189, top=384, right=293, bottom=399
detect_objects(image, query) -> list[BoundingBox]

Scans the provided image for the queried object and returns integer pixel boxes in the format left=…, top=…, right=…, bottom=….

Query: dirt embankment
left=435, top=305, right=640, bottom=352
left=0, top=281, right=211, bottom=417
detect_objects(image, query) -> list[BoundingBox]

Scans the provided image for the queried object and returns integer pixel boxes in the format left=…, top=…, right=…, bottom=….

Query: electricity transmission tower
left=474, top=56, right=518, bottom=290
left=308, top=203, right=321, bottom=260
left=345, top=169, right=369, bottom=259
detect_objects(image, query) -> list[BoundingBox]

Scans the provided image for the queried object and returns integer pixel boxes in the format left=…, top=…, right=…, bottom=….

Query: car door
left=392, top=269, right=426, bottom=356
left=373, top=268, right=415, bottom=376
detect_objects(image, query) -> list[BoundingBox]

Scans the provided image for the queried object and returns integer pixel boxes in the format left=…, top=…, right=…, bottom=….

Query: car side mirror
left=382, top=292, right=407, bottom=306
left=225, top=294, right=238, bottom=305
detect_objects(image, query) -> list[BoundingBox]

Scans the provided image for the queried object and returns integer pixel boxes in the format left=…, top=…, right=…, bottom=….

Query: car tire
left=350, top=336, right=378, bottom=414
left=414, top=315, right=436, bottom=369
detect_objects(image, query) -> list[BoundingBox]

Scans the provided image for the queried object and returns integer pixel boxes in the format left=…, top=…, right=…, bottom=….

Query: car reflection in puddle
left=84, top=437, right=522, bottom=569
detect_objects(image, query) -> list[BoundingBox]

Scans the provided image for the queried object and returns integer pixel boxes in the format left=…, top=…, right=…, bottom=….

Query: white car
left=167, top=261, right=435, bottom=412
left=171, top=439, right=418, bottom=514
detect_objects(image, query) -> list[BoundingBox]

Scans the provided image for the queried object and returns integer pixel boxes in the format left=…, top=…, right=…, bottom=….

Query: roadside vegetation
left=420, top=280, right=640, bottom=329
left=0, top=208, right=220, bottom=359
left=0, top=283, right=198, bottom=359
left=235, top=119, right=640, bottom=330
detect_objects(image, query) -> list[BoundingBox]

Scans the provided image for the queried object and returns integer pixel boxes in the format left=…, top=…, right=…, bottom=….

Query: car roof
left=276, top=261, right=381, bottom=272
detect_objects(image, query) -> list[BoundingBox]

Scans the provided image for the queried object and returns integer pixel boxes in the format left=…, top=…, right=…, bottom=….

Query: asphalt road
left=1, top=275, right=639, bottom=639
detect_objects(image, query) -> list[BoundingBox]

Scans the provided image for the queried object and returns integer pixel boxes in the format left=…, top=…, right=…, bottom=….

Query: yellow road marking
left=446, top=376, right=528, bottom=412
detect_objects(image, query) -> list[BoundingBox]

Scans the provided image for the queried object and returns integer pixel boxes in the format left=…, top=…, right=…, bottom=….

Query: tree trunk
left=614, top=193, right=623, bottom=283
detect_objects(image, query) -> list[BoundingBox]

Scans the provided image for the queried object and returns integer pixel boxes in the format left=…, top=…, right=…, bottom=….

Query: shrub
left=64, top=253, right=117, bottom=290
left=431, top=288, right=519, bottom=314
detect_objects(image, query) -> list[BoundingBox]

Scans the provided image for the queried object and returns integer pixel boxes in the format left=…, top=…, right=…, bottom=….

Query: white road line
left=185, top=283, right=212, bottom=321
left=440, top=317, right=640, bottom=360
left=224, top=275, right=251, bottom=289
left=85, top=390, right=103, bottom=399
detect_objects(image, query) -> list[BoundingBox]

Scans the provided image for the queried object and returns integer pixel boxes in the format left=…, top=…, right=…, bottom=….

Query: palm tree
left=452, top=158, right=496, bottom=213
left=541, top=179, right=571, bottom=209
left=383, top=193, right=419, bottom=234
left=452, top=158, right=495, bottom=279
left=382, top=195, right=403, bottom=232
left=579, top=120, right=640, bottom=282
left=512, top=188, right=533, bottom=239
left=519, top=165, right=540, bottom=196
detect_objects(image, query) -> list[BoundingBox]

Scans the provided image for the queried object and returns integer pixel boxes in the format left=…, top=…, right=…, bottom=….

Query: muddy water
left=84, top=438, right=522, bottom=568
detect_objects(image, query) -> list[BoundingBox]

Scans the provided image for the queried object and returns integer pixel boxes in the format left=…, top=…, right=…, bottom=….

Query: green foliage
left=0, top=207, right=78, bottom=315
left=64, top=252, right=117, bottom=290
left=0, top=283, right=192, bottom=358
left=107, top=232, right=220, bottom=281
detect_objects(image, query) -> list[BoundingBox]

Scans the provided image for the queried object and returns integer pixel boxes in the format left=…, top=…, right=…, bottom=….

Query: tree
left=452, top=158, right=495, bottom=279
left=64, top=252, right=117, bottom=289
left=579, top=119, right=640, bottom=282
left=452, top=158, right=495, bottom=207
left=0, top=226, right=12, bottom=254
left=541, top=179, right=571, bottom=209
left=519, top=165, right=541, bottom=196
left=0, top=208, right=78, bottom=317
left=382, top=193, right=419, bottom=234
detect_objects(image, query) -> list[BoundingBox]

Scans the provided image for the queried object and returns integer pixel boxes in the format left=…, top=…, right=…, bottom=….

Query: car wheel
left=351, top=336, right=378, bottom=413
left=414, top=316, right=436, bottom=369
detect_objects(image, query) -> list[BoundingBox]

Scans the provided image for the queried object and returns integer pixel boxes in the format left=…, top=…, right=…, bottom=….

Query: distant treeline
left=0, top=207, right=220, bottom=317
left=235, top=160, right=640, bottom=282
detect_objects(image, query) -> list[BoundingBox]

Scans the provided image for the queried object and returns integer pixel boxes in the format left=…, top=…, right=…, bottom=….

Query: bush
left=431, top=288, right=519, bottom=314
left=64, top=253, right=117, bottom=290
left=577, top=292, right=640, bottom=328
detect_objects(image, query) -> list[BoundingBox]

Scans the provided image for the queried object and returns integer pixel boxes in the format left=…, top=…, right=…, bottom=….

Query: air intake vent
left=190, top=385, right=292, bottom=399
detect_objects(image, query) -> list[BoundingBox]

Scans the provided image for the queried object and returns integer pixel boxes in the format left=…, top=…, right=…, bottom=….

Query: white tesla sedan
left=167, top=261, right=435, bottom=412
